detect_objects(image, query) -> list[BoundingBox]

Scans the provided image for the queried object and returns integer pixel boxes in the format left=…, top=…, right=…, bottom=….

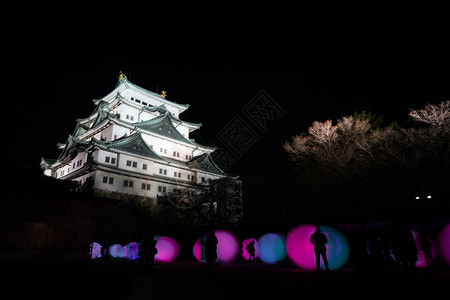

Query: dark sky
left=4, top=5, right=450, bottom=184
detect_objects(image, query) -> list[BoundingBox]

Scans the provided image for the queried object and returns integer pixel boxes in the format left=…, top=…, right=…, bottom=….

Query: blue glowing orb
left=286, top=224, right=350, bottom=270
left=108, top=244, right=123, bottom=258
left=258, top=233, right=287, bottom=264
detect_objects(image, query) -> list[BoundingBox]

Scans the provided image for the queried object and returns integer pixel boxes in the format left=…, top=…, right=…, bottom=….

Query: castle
left=41, top=73, right=238, bottom=210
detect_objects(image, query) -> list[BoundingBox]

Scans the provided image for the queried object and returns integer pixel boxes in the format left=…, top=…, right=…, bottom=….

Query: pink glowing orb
left=437, top=224, right=450, bottom=266
left=193, top=229, right=239, bottom=263
left=258, top=233, right=287, bottom=264
left=241, top=238, right=260, bottom=261
left=154, top=236, right=180, bottom=262
left=90, top=242, right=102, bottom=259
left=286, top=224, right=350, bottom=270
left=108, top=244, right=123, bottom=258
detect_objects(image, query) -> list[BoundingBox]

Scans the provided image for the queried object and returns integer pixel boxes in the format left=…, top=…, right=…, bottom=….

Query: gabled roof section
left=187, top=153, right=227, bottom=176
left=133, top=112, right=194, bottom=145
left=112, top=76, right=190, bottom=113
left=57, top=135, right=89, bottom=161
left=93, top=132, right=165, bottom=161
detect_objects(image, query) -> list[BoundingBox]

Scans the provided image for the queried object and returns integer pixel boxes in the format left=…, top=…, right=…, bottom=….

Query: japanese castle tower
left=41, top=73, right=229, bottom=203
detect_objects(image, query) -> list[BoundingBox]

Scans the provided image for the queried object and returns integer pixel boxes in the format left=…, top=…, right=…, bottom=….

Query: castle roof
left=92, top=132, right=164, bottom=161
left=133, top=112, right=195, bottom=146
left=187, top=153, right=227, bottom=176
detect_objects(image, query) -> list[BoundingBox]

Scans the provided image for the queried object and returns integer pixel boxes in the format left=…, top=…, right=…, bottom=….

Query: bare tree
left=409, top=100, right=450, bottom=128
left=284, top=114, right=396, bottom=207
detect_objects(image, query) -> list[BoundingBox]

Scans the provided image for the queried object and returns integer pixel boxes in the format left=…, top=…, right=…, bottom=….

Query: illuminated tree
left=284, top=113, right=396, bottom=208
left=409, top=100, right=450, bottom=128
left=391, top=101, right=450, bottom=198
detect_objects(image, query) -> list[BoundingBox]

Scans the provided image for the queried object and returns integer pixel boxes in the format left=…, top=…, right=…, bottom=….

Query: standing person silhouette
left=246, top=241, right=256, bottom=262
left=311, top=226, right=330, bottom=274
left=150, top=235, right=158, bottom=268
left=205, top=229, right=218, bottom=273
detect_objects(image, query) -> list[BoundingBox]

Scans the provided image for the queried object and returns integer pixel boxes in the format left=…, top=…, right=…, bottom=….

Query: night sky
left=4, top=5, right=450, bottom=186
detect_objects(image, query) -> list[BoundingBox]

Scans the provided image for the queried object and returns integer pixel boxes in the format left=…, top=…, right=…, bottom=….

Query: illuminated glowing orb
left=258, top=233, right=287, bottom=264
left=108, top=244, right=123, bottom=258
left=124, top=242, right=140, bottom=260
left=241, top=238, right=260, bottom=261
left=437, top=224, right=450, bottom=266
left=193, top=229, right=239, bottom=263
left=154, top=236, right=180, bottom=262
left=286, top=224, right=350, bottom=270
left=89, top=242, right=102, bottom=259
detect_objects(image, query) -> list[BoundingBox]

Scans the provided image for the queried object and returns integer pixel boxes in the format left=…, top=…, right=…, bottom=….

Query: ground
left=1, top=259, right=449, bottom=299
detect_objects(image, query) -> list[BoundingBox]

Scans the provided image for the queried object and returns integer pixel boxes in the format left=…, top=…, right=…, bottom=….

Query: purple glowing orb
left=241, top=238, right=260, bottom=261
left=124, top=242, right=140, bottom=260
left=258, top=233, right=287, bottom=264
left=89, top=242, right=102, bottom=259
left=193, top=229, right=239, bottom=263
left=286, top=224, right=350, bottom=270
left=154, top=236, right=180, bottom=262
left=437, top=224, right=450, bottom=266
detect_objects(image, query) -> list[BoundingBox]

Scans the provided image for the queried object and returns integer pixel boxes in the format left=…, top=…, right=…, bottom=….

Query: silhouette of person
left=392, top=224, right=418, bottom=275
left=418, top=229, right=433, bottom=268
left=310, top=226, right=330, bottom=273
left=140, top=237, right=151, bottom=270
left=140, top=235, right=158, bottom=271
left=205, top=229, right=218, bottom=273
left=200, top=235, right=207, bottom=262
left=150, top=235, right=158, bottom=267
left=246, top=241, right=256, bottom=262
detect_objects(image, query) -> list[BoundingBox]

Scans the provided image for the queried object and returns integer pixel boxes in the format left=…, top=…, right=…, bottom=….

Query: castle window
left=105, top=156, right=110, bottom=163
left=143, top=164, right=147, bottom=170
left=132, top=161, right=137, bottom=168
left=142, top=183, right=151, bottom=190
left=103, top=177, right=114, bottom=184
left=124, top=180, right=134, bottom=187
left=126, top=160, right=132, bottom=166
left=111, top=157, right=116, bottom=164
